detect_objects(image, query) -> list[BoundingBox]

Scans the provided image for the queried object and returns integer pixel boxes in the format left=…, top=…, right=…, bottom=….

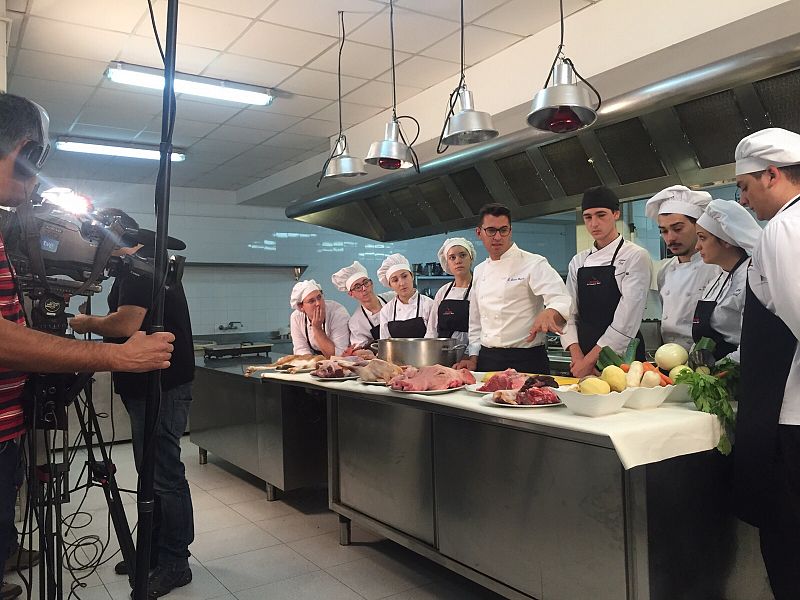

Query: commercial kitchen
left=3, top=0, right=800, bottom=599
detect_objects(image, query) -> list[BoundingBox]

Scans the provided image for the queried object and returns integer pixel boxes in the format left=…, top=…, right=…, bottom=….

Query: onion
left=654, top=343, right=689, bottom=370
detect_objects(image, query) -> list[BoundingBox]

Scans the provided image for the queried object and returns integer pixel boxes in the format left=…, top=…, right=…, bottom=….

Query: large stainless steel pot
left=370, top=338, right=466, bottom=367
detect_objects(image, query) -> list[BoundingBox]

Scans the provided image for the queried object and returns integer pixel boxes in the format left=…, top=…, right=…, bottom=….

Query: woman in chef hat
left=289, top=279, right=351, bottom=358
left=692, top=199, right=763, bottom=360
left=377, top=253, right=435, bottom=339
left=424, top=238, right=476, bottom=347
left=331, top=260, right=395, bottom=348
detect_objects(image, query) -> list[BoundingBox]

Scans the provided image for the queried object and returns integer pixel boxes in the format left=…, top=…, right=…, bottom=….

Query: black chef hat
left=581, top=186, right=619, bottom=212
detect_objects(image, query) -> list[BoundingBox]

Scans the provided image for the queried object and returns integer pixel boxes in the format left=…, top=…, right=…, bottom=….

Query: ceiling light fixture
left=105, top=61, right=273, bottom=106
left=526, top=0, right=601, bottom=133
left=365, top=0, right=420, bottom=172
left=318, top=11, right=367, bottom=185
left=55, top=138, right=186, bottom=162
left=438, top=0, right=498, bottom=150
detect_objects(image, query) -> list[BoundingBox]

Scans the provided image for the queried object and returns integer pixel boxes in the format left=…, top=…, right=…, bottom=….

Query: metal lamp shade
left=527, top=61, right=597, bottom=133
left=442, top=88, right=498, bottom=145
left=324, top=138, right=367, bottom=178
left=365, top=120, right=413, bottom=170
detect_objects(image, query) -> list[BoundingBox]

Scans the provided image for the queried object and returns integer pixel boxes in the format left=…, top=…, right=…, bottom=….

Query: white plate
left=480, top=394, right=562, bottom=408
left=465, top=383, right=491, bottom=394
left=554, top=386, right=632, bottom=417
left=358, top=379, right=388, bottom=386
left=272, top=367, right=316, bottom=374
left=392, top=385, right=465, bottom=395
left=310, top=374, right=359, bottom=381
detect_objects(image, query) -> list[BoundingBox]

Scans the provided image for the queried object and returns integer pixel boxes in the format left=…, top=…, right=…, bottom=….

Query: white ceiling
left=5, top=0, right=596, bottom=191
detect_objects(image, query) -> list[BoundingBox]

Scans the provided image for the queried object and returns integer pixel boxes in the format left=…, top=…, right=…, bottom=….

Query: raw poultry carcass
left=312, top=356, right=370, bottom=378
left=244, top=354, right=324, bottom=376
left=478, top=369, right=530, bottom=392
left=389, top=365, right=475, bottom=392
left=349, top=359, right=404, bottom=383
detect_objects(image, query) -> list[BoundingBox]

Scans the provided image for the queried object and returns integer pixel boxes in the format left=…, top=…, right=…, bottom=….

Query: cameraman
left=0, top=94, right=175, bottom=599
left=70, top=212, right=194, bottom=598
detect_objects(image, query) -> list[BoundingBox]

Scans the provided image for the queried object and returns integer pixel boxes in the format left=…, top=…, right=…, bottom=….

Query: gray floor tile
left=203, top=545, right=319, bottom=592
left=190, top=522, right=281, bottom=562
left=207, top=482, right=271, bottom=505
left=255, top=511, right=340, bottom=543
left=381, top=579, right=504, bottom=600
left=233, top=570, right=365, bottom=600
left=228, top=498, right=301, bottom=523
left=325, top=555, right=432, bottom=600
left=194, top=505, right=250, bottom=534
left=104, top=558, right=227, bottom=600
left=288, top=531, right=385, bottom=569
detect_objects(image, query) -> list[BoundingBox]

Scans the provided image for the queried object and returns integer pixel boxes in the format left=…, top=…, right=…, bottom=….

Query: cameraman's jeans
left=0, top=439, right=21, bottom=577
left=122, top=382, right=193, bottom=568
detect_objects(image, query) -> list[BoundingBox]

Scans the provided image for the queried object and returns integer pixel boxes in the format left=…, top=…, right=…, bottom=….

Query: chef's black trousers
left=476, top=345, right=549, bottom=374
left=759, top=425, right=800, bottom=600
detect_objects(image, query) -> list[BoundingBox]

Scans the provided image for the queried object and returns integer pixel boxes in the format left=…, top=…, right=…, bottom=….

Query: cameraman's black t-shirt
left=105, top=270, right=194, bottom=396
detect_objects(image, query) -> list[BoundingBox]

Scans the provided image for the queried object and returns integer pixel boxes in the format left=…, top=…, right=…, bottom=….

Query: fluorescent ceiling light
left=55, top=138, right=186, bottom=162
left=106, top=61, right=273, bottom=106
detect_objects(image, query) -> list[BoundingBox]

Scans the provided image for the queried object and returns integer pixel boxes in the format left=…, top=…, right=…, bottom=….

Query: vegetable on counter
left=626, top=361, right=644, bottom=387
left=596, top=346, right=624, bottom=371
left=622, top=338, right=640, bottom=365
left=654, top=343, right=689, bottom=371
left=673, top=368, right=736, bottom=455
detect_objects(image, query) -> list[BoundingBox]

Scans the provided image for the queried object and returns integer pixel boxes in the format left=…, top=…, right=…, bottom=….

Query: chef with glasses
left=289, top=280, right=351, bottom=358
left=454, top=203, right=572, bottom=374
left=331, top=261, right=395, bottom=348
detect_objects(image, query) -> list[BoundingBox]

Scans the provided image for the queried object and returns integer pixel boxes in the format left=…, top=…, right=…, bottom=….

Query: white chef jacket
left=749, top=193, right=800, bottom=425
left=699, top=263, right=748, bottom=362
left=290, top=299, right=351, bottom=356
left=379, top=291, right=435, bottom=339
left=348, top=292, right=395, bottom=347
left=657, top=252, right=721, bottom=351
left=467, top=244, right=572, bottom=357
left=560, top=238, right=653, bottom=355
left=425, top=282, right=472, bottom=346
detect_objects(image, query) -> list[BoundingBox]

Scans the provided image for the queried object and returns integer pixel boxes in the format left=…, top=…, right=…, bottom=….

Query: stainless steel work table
left=193, top=362, right=773, bottom=600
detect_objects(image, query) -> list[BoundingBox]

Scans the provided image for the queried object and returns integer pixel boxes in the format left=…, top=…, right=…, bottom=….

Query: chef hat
left=290, top=279, right=322, bottom=308
left=581, top=186, right=619, bottom=212
left=437, top=238, right=476, bottom=275
left=377, top=253, right=412, bottom=288
left=696, top=199, right=763, bottom=254
left=735, top=128, right=800, bottom=175
left=645, top=185, right=712, bottom=221
left=331, top=261, right=369, bottom=292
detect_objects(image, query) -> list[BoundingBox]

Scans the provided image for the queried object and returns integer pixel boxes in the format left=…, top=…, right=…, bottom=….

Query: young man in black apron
left=332, top=261, right=393, bottom=348
left=733, top=127, right=800, bottom=600
left=453, top=204, right=572, bottom=374
left=561, top=187, right=651, bottom=378
left=289, top=280, right=351, bottom=357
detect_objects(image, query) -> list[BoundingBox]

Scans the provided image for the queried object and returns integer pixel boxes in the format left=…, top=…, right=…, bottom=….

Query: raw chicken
left=478, top=369, right=530, bottom=392
left=350, top=359, right=404, bottom=383
left=389, top=365, right=476, bottom=392
left=312, top=356, right=369, bottom=378
left=245, top=354, right=324, bottom=376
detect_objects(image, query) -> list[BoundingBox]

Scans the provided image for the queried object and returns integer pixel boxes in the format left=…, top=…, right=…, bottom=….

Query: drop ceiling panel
left=342, top=80, right=423, bottom=107
left=167, top=119, right=219, bottom=139
left=307, top=41, right=411, bottom=79
left=117, top=36, right=220, bottom=73
left=247, top=144, right=308, bottom=161
left=284, top=118, right=340, bottom=138
left=6, top=0, right=28, bottom=13
left=9, top=75, right=96, bottom=106
left=205, top=124, right=277, bottom=144
left=135, top=131, right=200, bottom=148
left=279, top=69, right=368, bottom=100
left=420, top=25, right=522, bottom=66
left=311, top=101, right=384, bottom=126
left=475, top=0, right=591, bottom=37
left=13, top=49, right=107, bottom=87
left=86, top=88, right=164, bottom=115
left=137, top=3, right=252, bottom=51
left=21, top=17, right=128, bottom=62
left=66, top=124, right=141, bottom=143
left=35, top=102, right=82, bottom=132
left=174, top=98, right=243, bottom=123
left=189, top=138, right=255, bottom=160
left=392, top=0, right=510, bottom=22
left=76, top=106, right=153, bottom=131
left=7, top=12, right=23, bottom=47
left=267, top=95, right=333, bottom=118
left=225, top=109, right=302, bottom=131
left=262, top=0, right=380, bottom=37
left=201, top=54, right=298, bottom=88
left=263, top=132, right=329, bottom=150
left=182, top=0, right=273, bottom=18
left=228, top=22, right=337, bottom=66
left=29, top=0, right=148, bottom=33
left=350, top=7, right=460, bottom=53
left=377, top=55, right=460, bottom=89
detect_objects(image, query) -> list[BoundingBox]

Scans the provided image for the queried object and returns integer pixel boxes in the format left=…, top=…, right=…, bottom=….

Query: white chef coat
left=379, top=291, right=435, bottom=339
left=425, top=282, right=472, bottom=346
left=699, top=263, right=748, bottom=362
left=348, top=292, right=395, bottom=347
left=290, top=299, right=351, bottom=356
left=749, top=193, right=800, bottom=425
left=561, top=238, right=653, bottom=355
left=657, top=252, right=721, bottom=351
left=467, top=243, right=572, bottom=356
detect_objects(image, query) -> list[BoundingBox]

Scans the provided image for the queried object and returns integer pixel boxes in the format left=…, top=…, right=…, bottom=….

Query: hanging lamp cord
left=316, top=11, right=349, bottom=187
left=435, top=0, right=467, bottom=154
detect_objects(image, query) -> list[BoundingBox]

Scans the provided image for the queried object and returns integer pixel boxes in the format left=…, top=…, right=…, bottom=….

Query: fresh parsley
left=674, top=369, right=736, bottom=455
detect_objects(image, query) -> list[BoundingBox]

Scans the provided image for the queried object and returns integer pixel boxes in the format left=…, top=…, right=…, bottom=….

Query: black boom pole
left=133, top=0, right=179, bottom=597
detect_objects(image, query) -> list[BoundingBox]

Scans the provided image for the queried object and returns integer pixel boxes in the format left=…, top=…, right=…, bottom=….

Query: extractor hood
left=286, top=36, right=800, bottom=242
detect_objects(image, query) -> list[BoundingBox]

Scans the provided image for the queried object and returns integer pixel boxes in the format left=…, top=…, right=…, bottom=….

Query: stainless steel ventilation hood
left=286, top=35, right=800, bottom=241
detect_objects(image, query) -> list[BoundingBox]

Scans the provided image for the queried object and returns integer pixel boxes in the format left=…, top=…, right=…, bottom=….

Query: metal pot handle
left=369, top=342, right=379, bottom=352
left=450, top=344, right=467, bottom=351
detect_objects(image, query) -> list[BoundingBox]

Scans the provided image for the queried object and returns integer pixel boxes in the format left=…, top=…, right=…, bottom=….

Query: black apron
left=387, top=294, right=427, bottom=338
left=576, top=236, right=646, bottom=361
left=477, top=346, right=550, bottom=374
left=304, top=316, right=324, bottom=356
left=437, top=280, right=472, bottom=338
left=361, top=295, right=387, bottom=341
left=734, top=197, right=800, bottom=528
left=691, top=256, right=748, bottom=361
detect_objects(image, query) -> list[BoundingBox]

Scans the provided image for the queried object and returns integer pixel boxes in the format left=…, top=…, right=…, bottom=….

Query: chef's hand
left=310, top=302, right=326, bottom=329
left=69, top=314, right=92, bottom=335
left=567, top=343, right=584, bottom=372
left=453, top=355, right=477, bottom=371
left=571, top=346, right=602, bottom=378
left=527, top=308, right=565, bottom=340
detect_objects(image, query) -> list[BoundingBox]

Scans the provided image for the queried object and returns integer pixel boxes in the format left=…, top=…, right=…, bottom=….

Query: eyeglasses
left=350, top=279, right=373, bottom=293
left=302, top=294, right=323, bottom=306
left=481, top=226, right=511, bottom=237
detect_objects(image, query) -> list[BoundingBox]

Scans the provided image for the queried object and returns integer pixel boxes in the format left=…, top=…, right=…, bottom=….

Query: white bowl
left=555, top=386, right=632, bottom=417
left=664, top=383, right=691, bottom=403
left=623, top=385, right=673, bottom=409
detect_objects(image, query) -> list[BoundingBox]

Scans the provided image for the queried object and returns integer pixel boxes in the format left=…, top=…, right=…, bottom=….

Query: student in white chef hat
left=376, top=253, right=434, bottom=339
left=730, top=127, right=800, bottom=600
left=288, top=279, right=351, bottom=358
left=331, top=261, right=394, bottom=347
left=691, top=199, right=763, bottom=361
left=645, top=185, right=722, bottom=351
left=423, top=238, right=476, bottom=347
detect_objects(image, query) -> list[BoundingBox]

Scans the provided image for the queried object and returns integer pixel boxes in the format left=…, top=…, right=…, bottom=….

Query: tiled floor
left=8, top=437, right=502, bottom=600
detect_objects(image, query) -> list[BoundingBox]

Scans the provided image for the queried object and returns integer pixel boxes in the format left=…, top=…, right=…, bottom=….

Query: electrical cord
left=543, top=0, right=566, bottom=89
left=316, top=11, right=349, bottom=188
left=563, top=57, right=602, bottom=112
left=436, top=0, right=467, bottom=154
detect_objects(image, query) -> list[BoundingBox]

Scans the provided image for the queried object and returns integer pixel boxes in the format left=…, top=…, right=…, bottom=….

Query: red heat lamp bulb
left=548, top=107, right=583, bottom=133
left=378, top=157, right=402, bottom=170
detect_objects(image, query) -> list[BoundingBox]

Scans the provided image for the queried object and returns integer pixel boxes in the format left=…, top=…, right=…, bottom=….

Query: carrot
left=642, top=362, right=672, bottom=386
left=620, top=364, right=630, bottom=373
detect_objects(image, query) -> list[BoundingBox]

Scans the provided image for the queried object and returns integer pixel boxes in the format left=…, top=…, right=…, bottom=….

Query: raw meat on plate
left=390, top=365, right=475, bottom=392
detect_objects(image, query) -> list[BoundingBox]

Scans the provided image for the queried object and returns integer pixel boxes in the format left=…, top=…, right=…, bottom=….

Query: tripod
left=20, top=293, right=137, bottom=599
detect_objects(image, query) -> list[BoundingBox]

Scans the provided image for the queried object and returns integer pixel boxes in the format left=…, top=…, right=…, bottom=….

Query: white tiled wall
left=55, top=179, right=577, bottom=335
